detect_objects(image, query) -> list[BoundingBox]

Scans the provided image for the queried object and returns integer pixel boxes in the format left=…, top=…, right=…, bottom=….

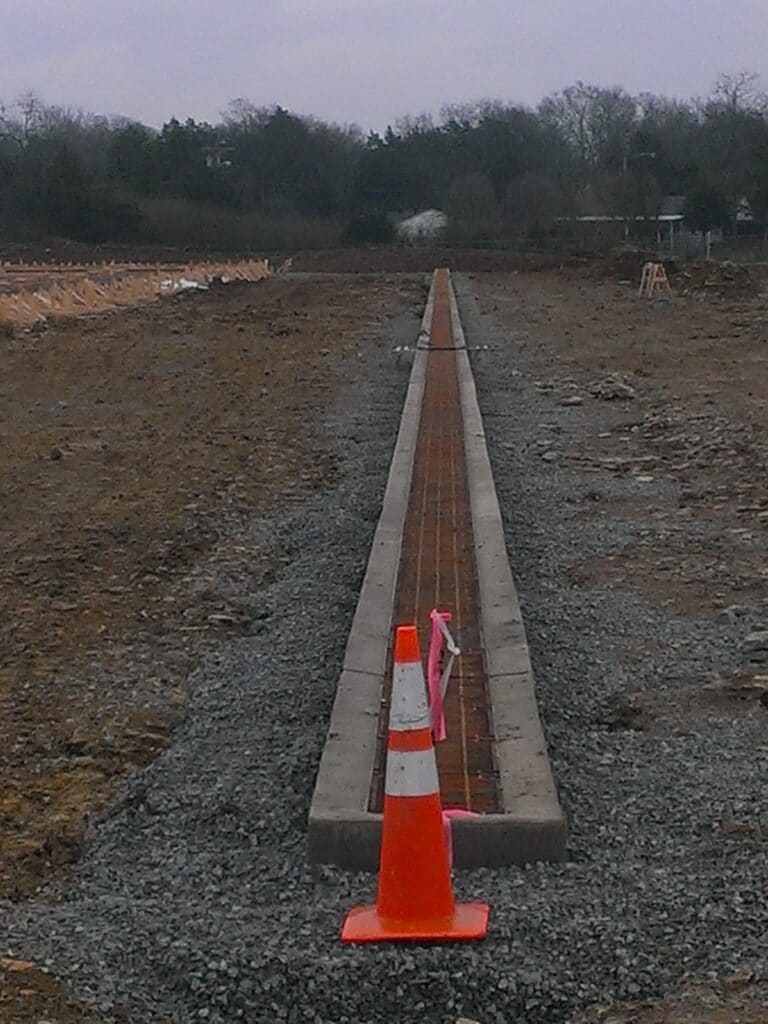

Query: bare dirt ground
left=0, top=957, right=118, bottom=1024
left=0, top=240, right=577, bottom=274
left=0, top=270, right=423, bottom=1023
left=574, top=977, right=768, bottom=1024
left=474, top=264, right=767, bottom=629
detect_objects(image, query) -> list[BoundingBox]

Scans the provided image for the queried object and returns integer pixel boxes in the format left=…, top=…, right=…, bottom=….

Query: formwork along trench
left=369, top=270, right=500, bottom=815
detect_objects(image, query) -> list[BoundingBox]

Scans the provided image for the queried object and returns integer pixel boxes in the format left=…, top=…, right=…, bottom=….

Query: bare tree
left=539, top=82, right=637, bottom=174
left=221, top=99, right=276, bottom=132
left=712, top=71, right=767, bottom=114
left=0, top=91, right=47, bottom=147
left=394, top=113, right=435, bottom=137
left=703, top=71, right=768, bottom=199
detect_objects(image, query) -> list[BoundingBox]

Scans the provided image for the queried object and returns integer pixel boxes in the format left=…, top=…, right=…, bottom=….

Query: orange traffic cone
left=341, top=625, right=489, bottom=943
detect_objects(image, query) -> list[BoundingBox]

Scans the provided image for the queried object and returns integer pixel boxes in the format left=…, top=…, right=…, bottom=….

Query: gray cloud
left=1, top=0, right=766, bottom=128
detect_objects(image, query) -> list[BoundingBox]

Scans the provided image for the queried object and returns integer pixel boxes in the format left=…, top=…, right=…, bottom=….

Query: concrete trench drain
left=309, top=268, right=566, bottom=870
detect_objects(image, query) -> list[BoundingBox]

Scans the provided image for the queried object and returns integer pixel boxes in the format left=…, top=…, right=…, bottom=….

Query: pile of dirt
left=675, top=260, right=758, bottom=297
left=598, top=245, right=673, bottom=283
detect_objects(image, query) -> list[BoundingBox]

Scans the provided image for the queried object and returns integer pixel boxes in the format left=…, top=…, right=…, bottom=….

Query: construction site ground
left=475, top=262, right=767, bottom=625
left=1, top=251, right=767, bottom=1023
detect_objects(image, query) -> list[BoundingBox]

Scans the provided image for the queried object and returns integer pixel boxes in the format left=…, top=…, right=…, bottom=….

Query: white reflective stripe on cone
left=385, top=748, right=440, bottom=798
left=389, top=663, right=431, bottom=732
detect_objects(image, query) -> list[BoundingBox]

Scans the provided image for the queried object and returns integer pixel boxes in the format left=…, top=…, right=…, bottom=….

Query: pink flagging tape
left=427, top=609, right=460, bottom=742
left=428, top=609, right=450, bottom=741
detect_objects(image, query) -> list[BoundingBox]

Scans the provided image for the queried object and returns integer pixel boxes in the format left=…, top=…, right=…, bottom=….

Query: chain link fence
left=437, top=230, right=768, bottom=265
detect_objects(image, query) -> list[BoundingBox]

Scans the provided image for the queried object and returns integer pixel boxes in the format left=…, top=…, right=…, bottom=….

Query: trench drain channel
left=369, top=269, right=501, bottom=815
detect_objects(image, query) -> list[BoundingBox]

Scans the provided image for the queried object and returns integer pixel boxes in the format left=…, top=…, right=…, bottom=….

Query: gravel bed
left=3, top=278, right=767, bottom=1024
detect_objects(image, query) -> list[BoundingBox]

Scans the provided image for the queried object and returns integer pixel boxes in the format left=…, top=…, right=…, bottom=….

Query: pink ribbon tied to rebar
left=427, top=608, right=461, bottom=743
left=427, top=611, right=477, bottom=869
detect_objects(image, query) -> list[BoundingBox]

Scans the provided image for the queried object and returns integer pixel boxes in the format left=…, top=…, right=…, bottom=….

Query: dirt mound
left=675, top=260, right=758, bottom=298
left=598, top=246, right=674, bottom=284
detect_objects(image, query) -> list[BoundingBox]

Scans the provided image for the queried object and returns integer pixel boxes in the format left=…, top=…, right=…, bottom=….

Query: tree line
left=1, top=73, right=766, bottom=248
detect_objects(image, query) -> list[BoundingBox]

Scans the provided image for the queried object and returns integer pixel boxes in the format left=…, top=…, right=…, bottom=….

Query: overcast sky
left=2, top=0, right=767, bottom=130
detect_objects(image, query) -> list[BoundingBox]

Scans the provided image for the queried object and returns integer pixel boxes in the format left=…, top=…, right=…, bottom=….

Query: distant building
left=561, top=196, right=707, bottom=254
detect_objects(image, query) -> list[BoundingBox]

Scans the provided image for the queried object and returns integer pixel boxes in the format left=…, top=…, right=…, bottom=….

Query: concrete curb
left=307, top=273, right=436, bottom=870
left=308, top=271, right=566, bottom=870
